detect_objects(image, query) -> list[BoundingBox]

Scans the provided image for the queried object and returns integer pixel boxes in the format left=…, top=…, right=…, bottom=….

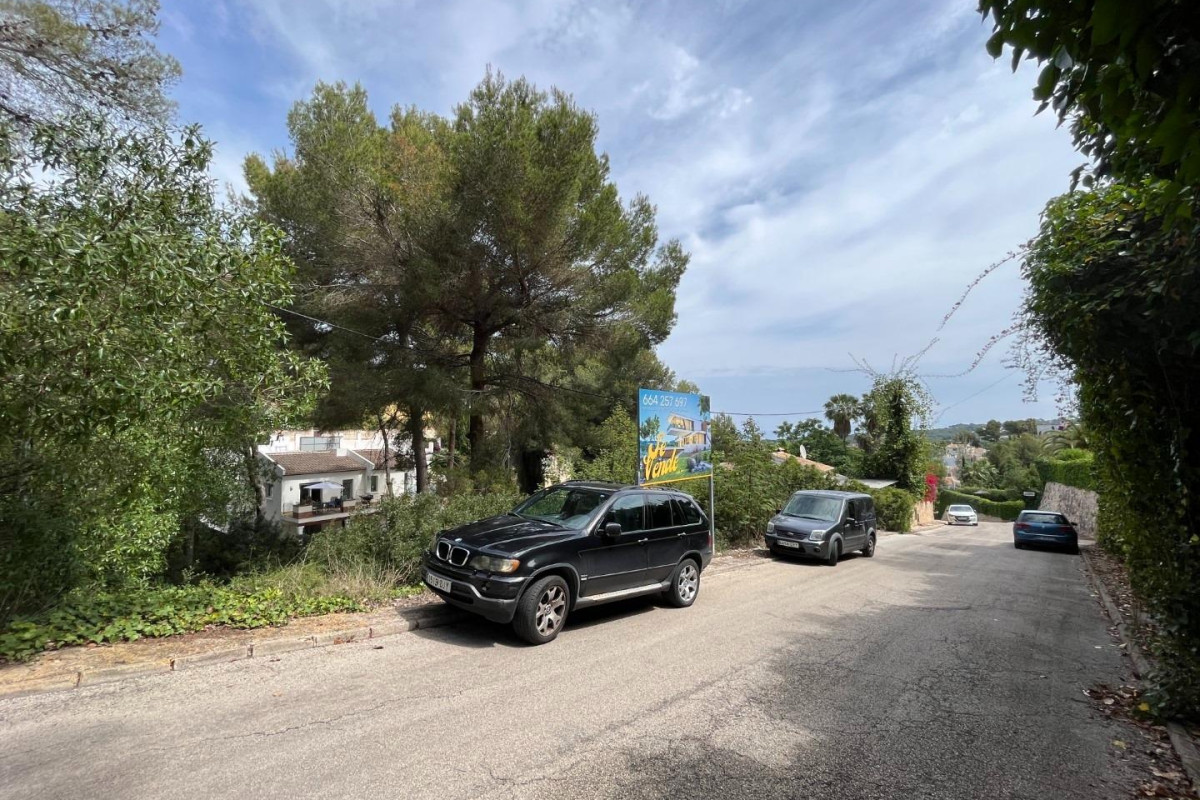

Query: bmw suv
left=423, top=481, right=713, bottom=644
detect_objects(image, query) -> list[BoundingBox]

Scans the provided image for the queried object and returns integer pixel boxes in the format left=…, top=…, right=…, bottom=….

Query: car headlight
left=766, top=521, right=775, bottom=533
left=808, top=529, right=827, bottom=542
left=469, top=555, right=520, bottom=573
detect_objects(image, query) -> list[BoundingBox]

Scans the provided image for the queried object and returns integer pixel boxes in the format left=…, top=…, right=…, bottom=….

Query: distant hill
left=924, top=419, right=1064, bottom=442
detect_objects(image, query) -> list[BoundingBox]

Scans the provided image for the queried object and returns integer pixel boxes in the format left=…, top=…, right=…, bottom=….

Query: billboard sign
left=637, top=389, right=712, bottom=485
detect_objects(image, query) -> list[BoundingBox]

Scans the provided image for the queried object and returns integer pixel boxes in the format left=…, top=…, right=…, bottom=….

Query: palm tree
left=1044, top=421, right=1089, bottom=453
left=824, top=393, right=859, bottom=442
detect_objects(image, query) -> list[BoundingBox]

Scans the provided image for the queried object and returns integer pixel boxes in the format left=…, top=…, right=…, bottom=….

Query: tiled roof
left=351, top=448, right=398, bottom=469
left=264, top=452, right=369, bottom=476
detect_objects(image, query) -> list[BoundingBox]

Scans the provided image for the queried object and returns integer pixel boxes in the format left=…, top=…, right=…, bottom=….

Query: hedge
left=1035, top=452, right=1097, bottom=491
left=935, top=489, right=1024, bottom=521
left=871, top=488, right=915, bottom=533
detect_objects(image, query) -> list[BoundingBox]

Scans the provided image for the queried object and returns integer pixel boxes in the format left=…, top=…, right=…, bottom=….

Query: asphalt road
left=0, top=523, right=1149, bottom=799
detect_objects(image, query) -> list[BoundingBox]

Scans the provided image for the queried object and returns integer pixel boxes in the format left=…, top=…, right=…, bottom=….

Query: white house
left=256, top=428, right=437, bottom=536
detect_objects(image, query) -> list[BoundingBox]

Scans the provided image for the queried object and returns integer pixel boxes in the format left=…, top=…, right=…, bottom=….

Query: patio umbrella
left=304, top=480, right=345, bottom=491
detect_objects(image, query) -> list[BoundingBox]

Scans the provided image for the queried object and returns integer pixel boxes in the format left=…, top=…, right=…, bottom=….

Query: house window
left=370, top=475, right=378, bottom=493
left=299, top=435, right=340, bottom=452
left=266, top=482, right=273, bottom=499
left=342, top=479, right=354, bottom=499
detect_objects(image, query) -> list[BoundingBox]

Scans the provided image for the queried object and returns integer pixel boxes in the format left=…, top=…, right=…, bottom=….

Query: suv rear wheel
left=665, top=559, right=700, bottom=607
left=513, top=575, right=570, bottom=645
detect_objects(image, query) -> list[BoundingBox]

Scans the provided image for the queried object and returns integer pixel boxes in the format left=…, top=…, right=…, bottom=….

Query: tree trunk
left=377, top=412, right=395, bottom=498
left=516, top=448, right=546, bottom=494
left=448, top=416, right=457, bottom=469
left=409, top=408, right=428, bottom=493
left=245, top=445, right=266, bottom=527
left=467, top=324, right=490, bottom=473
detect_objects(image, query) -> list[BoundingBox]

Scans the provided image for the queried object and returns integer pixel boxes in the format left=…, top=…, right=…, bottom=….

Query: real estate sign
left=637, top=389, right=712, bottom=486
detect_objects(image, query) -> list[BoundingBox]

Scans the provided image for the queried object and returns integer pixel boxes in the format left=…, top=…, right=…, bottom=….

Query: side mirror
left=775, top=508, right=782, bottom=515
left=603, top=522, right=622, bottom=538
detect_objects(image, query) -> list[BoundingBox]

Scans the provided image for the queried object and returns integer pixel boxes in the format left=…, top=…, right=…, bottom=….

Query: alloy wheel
left=677, top=563, right=699, bottom=603
left=535, top=585, right=567, bottom=636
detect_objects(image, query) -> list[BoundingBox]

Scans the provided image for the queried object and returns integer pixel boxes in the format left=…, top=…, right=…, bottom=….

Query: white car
left=945, top=504, right=978, bottom=526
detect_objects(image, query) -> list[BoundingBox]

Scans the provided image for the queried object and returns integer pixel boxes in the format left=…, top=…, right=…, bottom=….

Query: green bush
left=935, top=489, right=1024, bottom=521
left=1035, top=452, right=1097, bottom=491
left=307, top=491, right=521, bottom=584
left=871, top=488, right=915, bottom=533
left=0, top=583, right=364, bottom=663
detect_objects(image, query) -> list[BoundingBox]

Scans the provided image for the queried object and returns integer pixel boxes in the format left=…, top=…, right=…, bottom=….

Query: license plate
left=426, top=572, right=452, bottom=593
left=778, top=540, right=800, bottom=549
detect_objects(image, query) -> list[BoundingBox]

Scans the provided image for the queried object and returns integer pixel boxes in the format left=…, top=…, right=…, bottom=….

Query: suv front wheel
left=665, top=559, right=700, bottom=607
left=514, top=575, right=570, bottom=645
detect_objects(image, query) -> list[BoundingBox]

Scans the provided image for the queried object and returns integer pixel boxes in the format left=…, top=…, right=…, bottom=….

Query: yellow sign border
left=641, top=472, right=712, bottom=487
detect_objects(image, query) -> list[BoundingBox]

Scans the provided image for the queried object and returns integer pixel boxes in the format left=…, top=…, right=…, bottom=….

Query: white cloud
left=162, top=0, right=1082, bottom=421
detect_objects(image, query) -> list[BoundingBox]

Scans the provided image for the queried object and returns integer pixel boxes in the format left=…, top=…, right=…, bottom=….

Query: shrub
left=0, top=583, right=364, bottom=663
left=1035, top=452, right=1097, bottom=491
left=306, top=491, right=521, bottom=584
left=935, top=489, right=1024, bottom=521
left=871, top=488, right=915, bottom=533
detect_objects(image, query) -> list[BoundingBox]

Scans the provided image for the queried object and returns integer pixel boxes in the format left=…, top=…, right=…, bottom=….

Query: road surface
left=0, top=523, right=1149, bottom=799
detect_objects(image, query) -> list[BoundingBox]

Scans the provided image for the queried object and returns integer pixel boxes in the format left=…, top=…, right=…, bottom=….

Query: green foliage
left=306, top=492, right=521, bottom=585
left=961, top=459, right=1001, bottom=488
left=1020, top=180, right=1200, bottom=717
left=935, top=489, right=1024, bottom=521
left=574, top=407, right=638, bottom=484
left=0, top=0, right=181, bottom=130
left=247, top=74, right=688, bottom=486
left=0, top=583, right=364, bottom=663
left=823, top=394, right=859, bottom=442
left=861, top=375, right=933, bottom=496
left=775, top=418, right=861, bottom=476
left=981, top=0, right=1200, bottom=202
left=1035, top=451, right=1097, bottom=491
left=984, top=434, right=1046, bottom=491
left=872, top=488, right=916, bottom=533
left=0, top=117, right=324, bottom=619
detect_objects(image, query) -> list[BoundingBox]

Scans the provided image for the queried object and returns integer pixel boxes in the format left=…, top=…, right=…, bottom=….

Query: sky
left=157, top=0, right=1082, bottom=429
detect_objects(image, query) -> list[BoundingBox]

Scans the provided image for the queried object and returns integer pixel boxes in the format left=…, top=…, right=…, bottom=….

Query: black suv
left=764, top=490, right=877, bottom=566
left=423, top=481, right=713, bottom=644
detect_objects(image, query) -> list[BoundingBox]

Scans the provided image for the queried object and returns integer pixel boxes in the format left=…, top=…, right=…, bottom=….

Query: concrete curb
left=1079, top=546, right=1153, bottom=679
left=1167, top=722, right=1200, bottom=793
left=1079, top=546, right=1200, bottom=796
left=0, top=602, right=465, bottom=700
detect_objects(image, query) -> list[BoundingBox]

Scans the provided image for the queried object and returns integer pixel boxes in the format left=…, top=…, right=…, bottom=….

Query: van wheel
left=826, top=541, right=841, bottom=567
left=665, top=559, right=700, bottom=607
left=861, top=533, right=876, bottom=558
left=513, top=575, right=570, bottom=645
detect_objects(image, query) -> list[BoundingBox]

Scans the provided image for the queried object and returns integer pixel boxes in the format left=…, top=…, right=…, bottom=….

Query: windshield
left=512, top=487, right=612, bottom=529
left=948, top=505, right=974, bottom=513
left=781, top=493, right=842, bottom=522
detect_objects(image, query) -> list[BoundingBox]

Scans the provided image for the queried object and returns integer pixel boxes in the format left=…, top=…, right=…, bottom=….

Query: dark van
left=764, top=490, right=877, bottom=566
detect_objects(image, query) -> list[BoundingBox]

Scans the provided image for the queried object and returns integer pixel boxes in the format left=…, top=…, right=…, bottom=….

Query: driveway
left=0, top=523, right=1150, bottom=799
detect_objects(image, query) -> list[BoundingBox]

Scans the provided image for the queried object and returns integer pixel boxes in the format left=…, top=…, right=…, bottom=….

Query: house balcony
left=282, top=497, right=380, bottom=526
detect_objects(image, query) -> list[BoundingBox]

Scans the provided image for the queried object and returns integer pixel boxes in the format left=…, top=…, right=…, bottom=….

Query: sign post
left=637, top=388, right=715, bottom=551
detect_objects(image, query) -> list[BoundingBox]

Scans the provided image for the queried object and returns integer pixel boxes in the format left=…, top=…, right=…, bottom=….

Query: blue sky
left=158, top=0, right=1081, bottom=429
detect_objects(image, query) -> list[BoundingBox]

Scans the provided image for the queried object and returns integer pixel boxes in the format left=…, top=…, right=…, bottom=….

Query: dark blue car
left=1013, top=510, right=1079, bottom=553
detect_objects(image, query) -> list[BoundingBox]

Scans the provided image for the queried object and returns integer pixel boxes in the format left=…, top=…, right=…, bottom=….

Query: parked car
left=764, top=490, right=877, bottom=566
left=944, top=504, right=978, bottom=526
left=423, top=481, right=713, bottom=644
left=1013, top=510, right=1079, bottom=553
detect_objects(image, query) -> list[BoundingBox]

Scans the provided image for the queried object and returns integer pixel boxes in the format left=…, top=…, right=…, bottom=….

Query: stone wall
left=1039, top=481, right=1099, bottom=538
left=912, top=500, right=935, bottom=527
